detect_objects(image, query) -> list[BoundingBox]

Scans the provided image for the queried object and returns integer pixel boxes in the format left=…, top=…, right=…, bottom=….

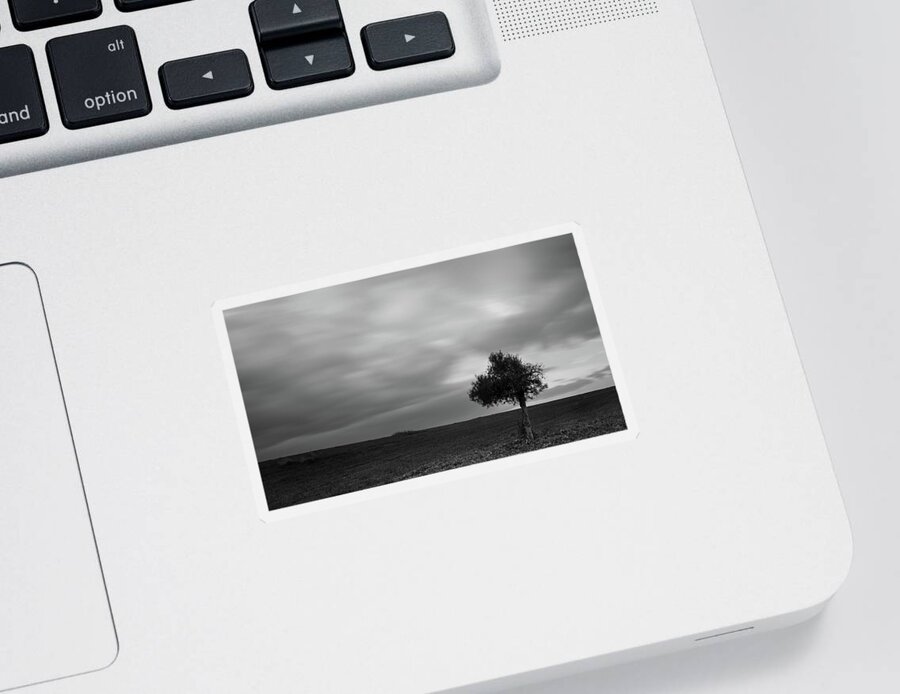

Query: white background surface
left=524, top=1, right=900, bottom=692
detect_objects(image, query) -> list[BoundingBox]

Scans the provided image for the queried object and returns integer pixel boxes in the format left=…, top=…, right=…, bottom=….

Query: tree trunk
left=519, top=400, right=534, bottom=441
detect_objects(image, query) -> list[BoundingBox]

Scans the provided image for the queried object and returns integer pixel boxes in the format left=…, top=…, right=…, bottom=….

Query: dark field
left=260, top=387, right=627, bottom=510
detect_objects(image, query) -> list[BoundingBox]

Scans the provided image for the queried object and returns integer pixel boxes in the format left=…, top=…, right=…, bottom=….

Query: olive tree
left=468, top=350, right=548, bottom=441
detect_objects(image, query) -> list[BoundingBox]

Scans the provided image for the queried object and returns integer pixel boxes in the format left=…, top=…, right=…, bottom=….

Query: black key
left=115, top=0, right=191, bottom=11
left=9, top=0, right=102, bottom=32
left=250, top=0, right=343, bottom=44
left=0, top=45, right=49, bottom=145
left=47, top=26, right=151, bottom=130
left=159, top=50, right=254, bottom=109
left=261, top=34, right=353, bottom=90
left=361, top=12, right=455, bottom=71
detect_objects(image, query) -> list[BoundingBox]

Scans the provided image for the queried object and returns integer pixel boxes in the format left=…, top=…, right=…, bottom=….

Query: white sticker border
left=212, top=223, right=639, bottom=523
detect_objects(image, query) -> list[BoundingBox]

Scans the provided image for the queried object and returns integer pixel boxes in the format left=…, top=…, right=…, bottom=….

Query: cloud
left=587, top=366, right=613, bottom=380
left=224, top=234, right=616, bottom=459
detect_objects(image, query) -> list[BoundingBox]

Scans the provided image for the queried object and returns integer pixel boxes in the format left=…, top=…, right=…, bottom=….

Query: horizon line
left=259, top=385, right=619, bottom=465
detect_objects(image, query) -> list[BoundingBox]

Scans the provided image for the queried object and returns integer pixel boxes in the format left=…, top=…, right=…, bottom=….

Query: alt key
left=46, top=26, right=152, bottom=130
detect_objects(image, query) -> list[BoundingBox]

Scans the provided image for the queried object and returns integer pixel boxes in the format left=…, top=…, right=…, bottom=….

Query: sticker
left=214, top=224, right=635, bottom=520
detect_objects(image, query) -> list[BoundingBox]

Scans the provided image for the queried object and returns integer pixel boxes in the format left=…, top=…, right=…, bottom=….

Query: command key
left=0, top=45, right=49, bottom=145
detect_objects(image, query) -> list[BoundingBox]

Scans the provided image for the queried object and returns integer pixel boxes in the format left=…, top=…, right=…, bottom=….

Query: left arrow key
left=159, top=50, right=254, bottom=110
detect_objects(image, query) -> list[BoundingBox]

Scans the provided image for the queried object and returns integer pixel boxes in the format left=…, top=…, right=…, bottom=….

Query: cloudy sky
left=224, top=234, right=615, bottom=461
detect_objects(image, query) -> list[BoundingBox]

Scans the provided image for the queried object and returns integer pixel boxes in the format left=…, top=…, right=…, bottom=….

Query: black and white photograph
left=223, top=233, right=628, bottom=511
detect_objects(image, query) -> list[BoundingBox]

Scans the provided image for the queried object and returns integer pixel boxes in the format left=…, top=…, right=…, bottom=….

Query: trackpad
left=0, top=265, right=117, bottom=691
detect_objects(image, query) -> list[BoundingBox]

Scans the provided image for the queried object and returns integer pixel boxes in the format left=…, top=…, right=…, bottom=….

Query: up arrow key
left=251, top=0, right=345, bottom=43
left=404, top=34, right=415, bottom=43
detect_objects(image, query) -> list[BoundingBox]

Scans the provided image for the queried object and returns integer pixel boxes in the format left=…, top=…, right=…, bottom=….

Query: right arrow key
left=361, top=12, right=455, bottom=71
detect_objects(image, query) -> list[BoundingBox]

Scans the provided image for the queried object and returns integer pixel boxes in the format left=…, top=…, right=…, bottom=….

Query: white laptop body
left=0, top=1, right=851, bottom=692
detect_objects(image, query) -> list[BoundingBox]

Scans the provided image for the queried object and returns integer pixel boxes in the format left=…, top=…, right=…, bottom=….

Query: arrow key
left=362, top=12, right=454, bottom=71
left=250, top=0, right=344, bottom=43
left=261, top=34, right=354, bottom=90
left=159, top=50, right=254, bottom=109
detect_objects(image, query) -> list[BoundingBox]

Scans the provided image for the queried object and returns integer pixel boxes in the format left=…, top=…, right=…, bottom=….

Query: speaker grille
left=493, top=0, right=659, bottom=41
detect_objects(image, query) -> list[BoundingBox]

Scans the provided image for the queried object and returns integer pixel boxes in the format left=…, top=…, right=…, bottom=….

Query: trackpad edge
left=0, top=263, right=118, bottom=691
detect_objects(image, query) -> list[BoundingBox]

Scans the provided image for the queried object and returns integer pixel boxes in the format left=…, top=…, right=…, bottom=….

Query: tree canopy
left=468, top=350, right=548, bottom=409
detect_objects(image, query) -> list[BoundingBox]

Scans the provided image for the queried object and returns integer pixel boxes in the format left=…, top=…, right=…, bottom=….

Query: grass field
left=259, top=387, right=627, bottom=510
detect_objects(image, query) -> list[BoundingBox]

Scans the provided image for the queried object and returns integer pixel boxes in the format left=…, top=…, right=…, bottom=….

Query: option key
left=47, top=26, right=152, bottom=130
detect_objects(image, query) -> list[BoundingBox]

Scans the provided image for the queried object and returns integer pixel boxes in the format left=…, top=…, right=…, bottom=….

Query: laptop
left=0, top=1, right=851, bottom=692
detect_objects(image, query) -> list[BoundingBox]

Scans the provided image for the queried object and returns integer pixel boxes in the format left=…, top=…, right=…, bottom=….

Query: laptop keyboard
left=0, top=0, right=499, bottom=176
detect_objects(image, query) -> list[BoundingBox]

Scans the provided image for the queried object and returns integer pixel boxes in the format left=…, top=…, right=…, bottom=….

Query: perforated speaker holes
left=493, top=0, right=659, bottom=42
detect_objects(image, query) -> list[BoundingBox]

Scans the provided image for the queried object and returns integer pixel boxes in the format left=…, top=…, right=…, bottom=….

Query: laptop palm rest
left=0, top=264, right=117, bottom=692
